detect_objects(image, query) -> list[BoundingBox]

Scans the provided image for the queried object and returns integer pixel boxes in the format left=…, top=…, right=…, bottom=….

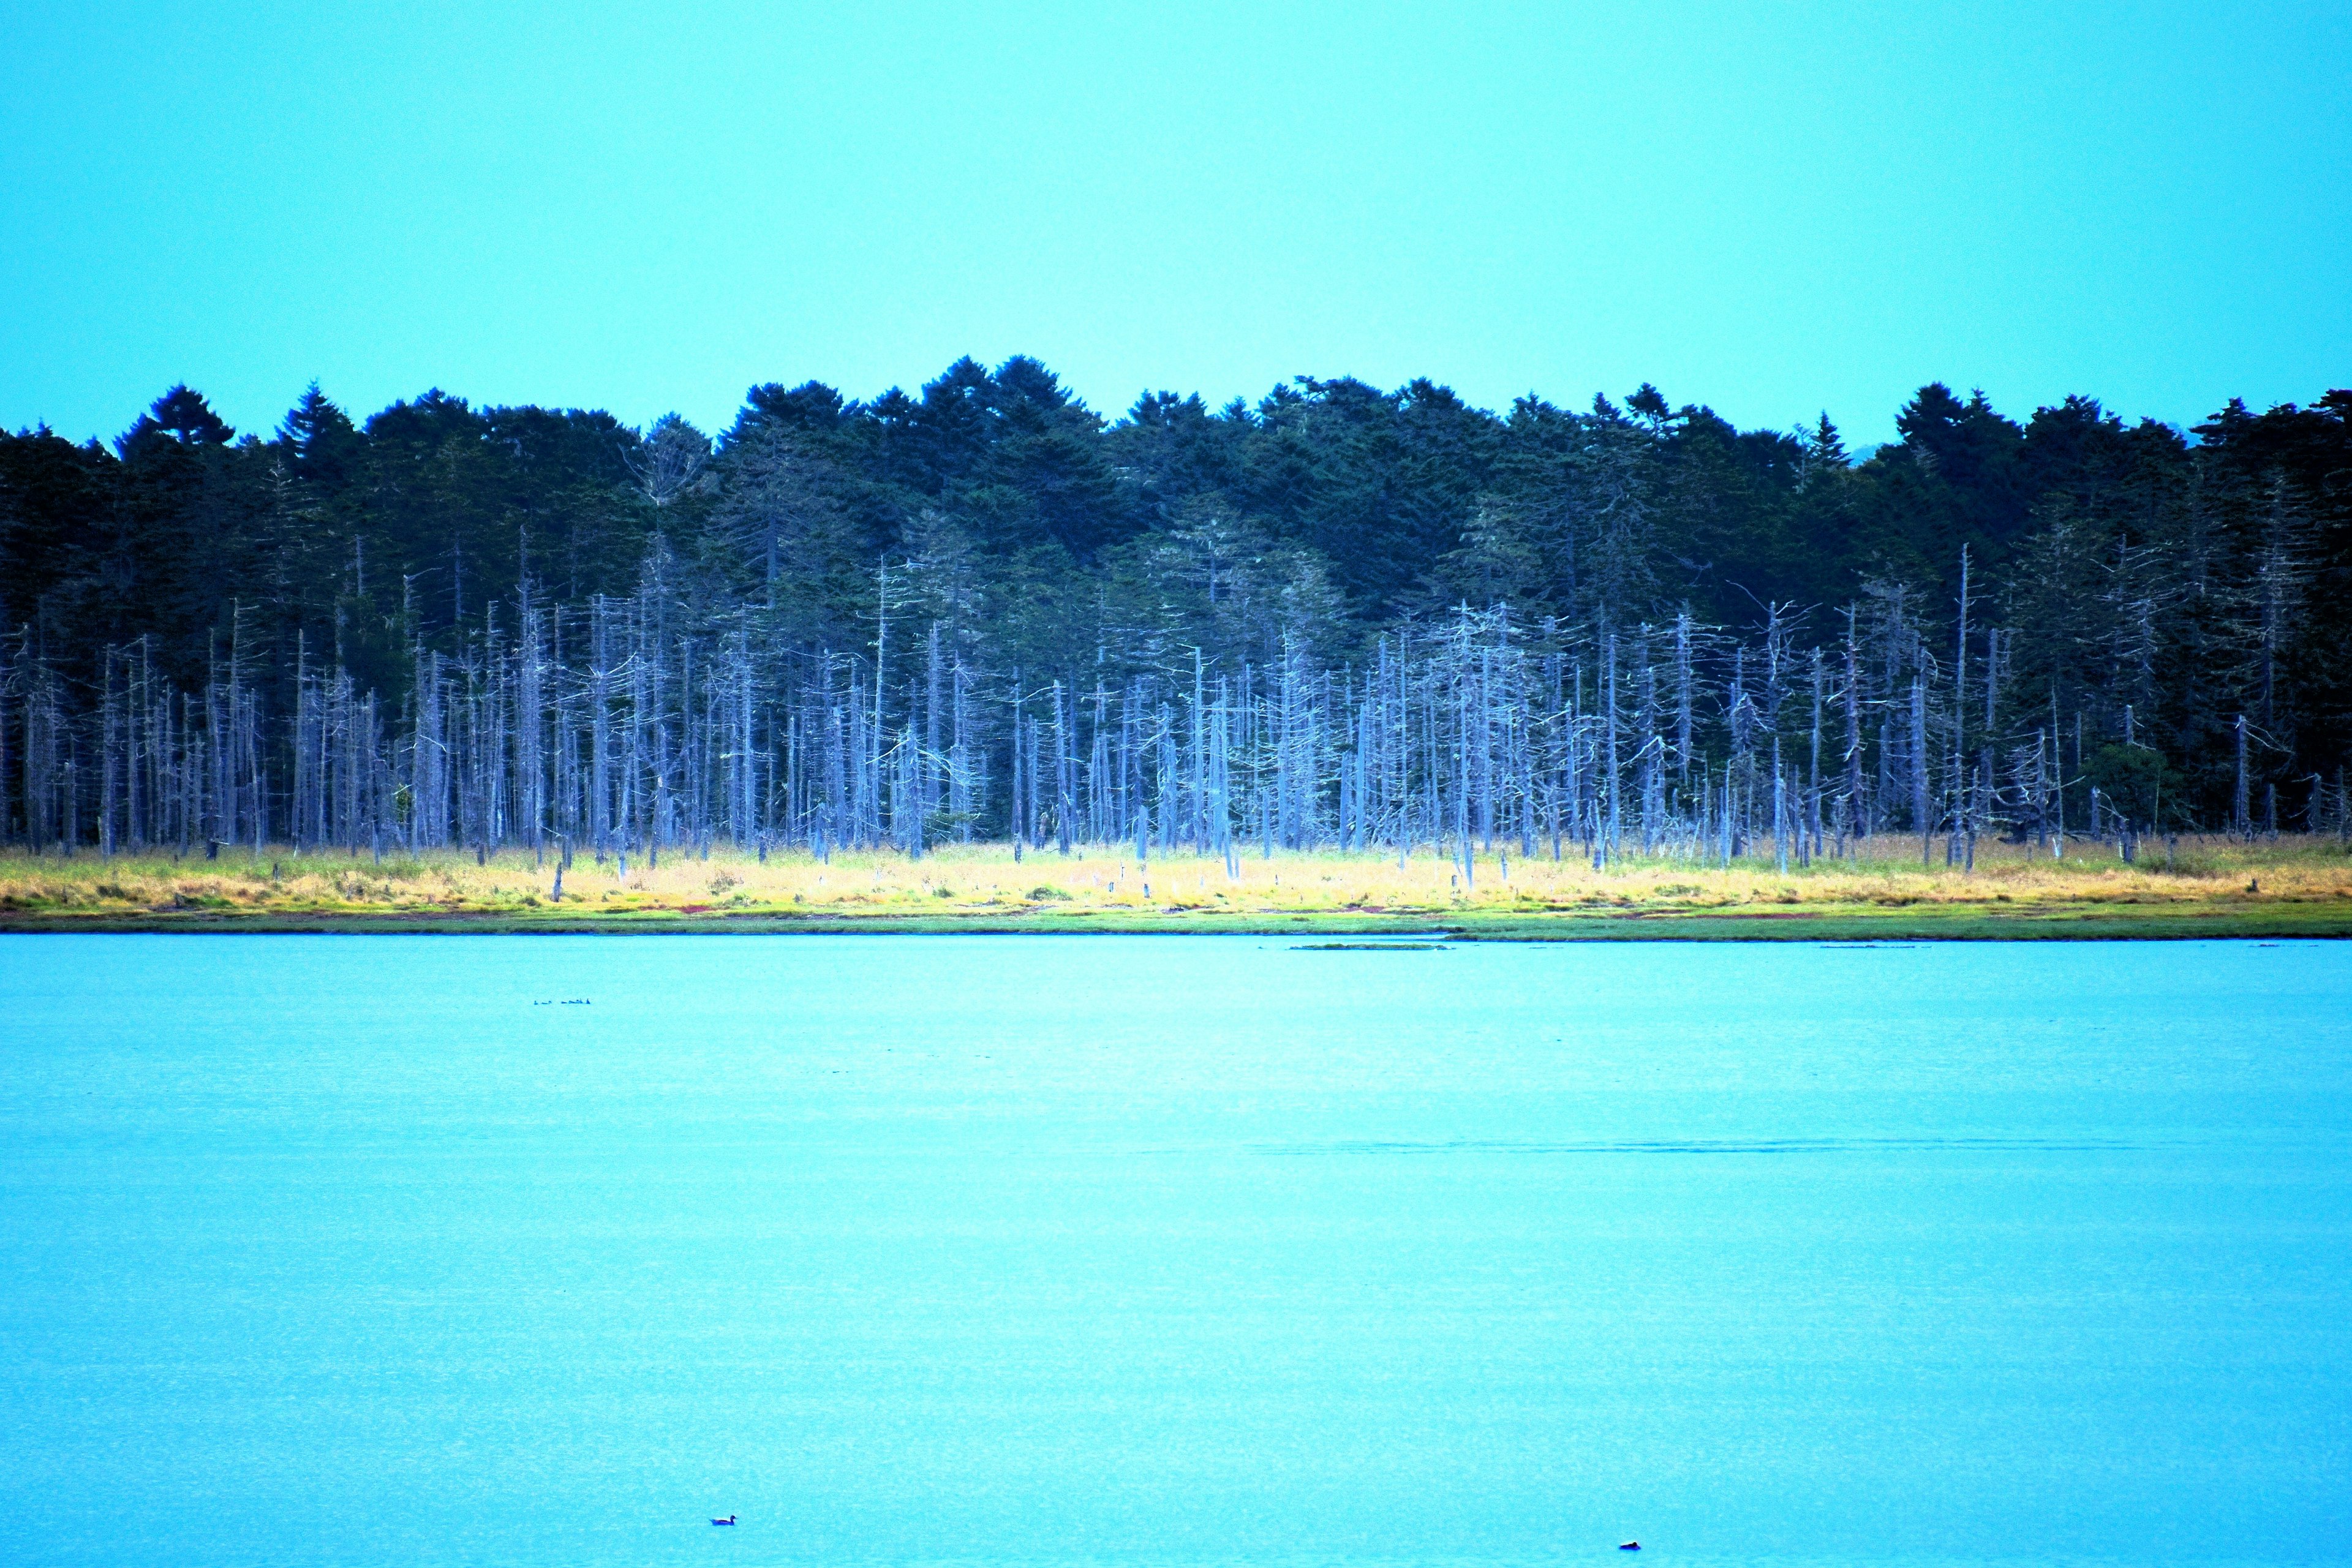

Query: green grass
left=4, top=899, right=2345, bottom=940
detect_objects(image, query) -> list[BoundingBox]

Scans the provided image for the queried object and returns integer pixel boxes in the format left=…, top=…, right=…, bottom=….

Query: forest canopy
left=2, top=360, right=2348, bottom=858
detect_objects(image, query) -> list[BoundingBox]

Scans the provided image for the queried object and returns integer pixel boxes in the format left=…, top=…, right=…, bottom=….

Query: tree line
left=2, top=359, right=2347, bottom=865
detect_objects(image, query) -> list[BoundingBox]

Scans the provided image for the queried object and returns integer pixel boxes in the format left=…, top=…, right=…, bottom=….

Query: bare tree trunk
left=2234, top=713, right=2251, bottom=839
left=1912, top=676, right=1931, bottom=866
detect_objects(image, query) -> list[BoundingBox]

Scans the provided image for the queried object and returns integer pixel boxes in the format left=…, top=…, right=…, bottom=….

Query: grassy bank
left=1, top=835, right=2348, bottom=938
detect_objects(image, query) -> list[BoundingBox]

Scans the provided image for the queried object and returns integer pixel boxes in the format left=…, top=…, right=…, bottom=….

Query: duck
left=712, top=1515, right=736, bottom=1526
left=1618, top=1544, right=1639, bottom=1552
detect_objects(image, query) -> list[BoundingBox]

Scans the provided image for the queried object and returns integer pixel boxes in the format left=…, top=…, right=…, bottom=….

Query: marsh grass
left=1, top=834, right=2347, bottom=931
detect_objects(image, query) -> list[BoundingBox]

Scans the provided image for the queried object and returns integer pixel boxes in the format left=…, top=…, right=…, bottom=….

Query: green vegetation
left=2, top=368, right=2348, bottom=872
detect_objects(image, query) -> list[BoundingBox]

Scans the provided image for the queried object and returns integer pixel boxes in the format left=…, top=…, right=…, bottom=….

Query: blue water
left=1, top=936, right=2347, bottom=1567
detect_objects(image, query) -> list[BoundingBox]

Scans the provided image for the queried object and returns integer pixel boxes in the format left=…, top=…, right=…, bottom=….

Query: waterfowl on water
left=712, top=1515, right=736, bottom=1526
left=1619, top=1543, right=1639, bottom=1551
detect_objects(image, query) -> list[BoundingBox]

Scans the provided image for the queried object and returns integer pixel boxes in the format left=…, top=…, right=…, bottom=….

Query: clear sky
left=5, top=2, right=2346, bottom=448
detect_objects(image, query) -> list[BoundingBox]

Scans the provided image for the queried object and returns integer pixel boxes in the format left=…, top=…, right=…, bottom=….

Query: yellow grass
left=1, top=834, right=2348, bottom=929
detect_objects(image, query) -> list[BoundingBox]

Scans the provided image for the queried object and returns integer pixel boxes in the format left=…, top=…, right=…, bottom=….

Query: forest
left=1, top=359, right=2348, bottom=870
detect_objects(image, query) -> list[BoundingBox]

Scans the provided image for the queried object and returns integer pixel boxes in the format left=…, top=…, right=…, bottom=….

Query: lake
left=1, top=935, right=2346, bottom=1566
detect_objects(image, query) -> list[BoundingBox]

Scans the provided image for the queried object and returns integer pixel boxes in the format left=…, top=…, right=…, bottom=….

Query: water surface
left=2, top=935, right=2347, bottom=1566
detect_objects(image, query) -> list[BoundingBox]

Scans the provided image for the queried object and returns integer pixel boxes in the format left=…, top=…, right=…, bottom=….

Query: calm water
left=1, top=935, right=2347, bottom=1567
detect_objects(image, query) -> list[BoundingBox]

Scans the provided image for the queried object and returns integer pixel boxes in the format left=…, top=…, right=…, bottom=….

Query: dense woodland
left=2, top=359, right=2348, bottom=868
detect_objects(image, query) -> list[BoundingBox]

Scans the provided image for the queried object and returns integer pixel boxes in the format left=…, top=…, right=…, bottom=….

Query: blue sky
left=4, top=2, right=2346, bottom=447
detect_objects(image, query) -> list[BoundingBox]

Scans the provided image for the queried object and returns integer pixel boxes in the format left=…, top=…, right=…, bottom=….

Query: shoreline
left=2, top=905, right=2345, bottom=940
left=3, top=839, right=2346, bottom=940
